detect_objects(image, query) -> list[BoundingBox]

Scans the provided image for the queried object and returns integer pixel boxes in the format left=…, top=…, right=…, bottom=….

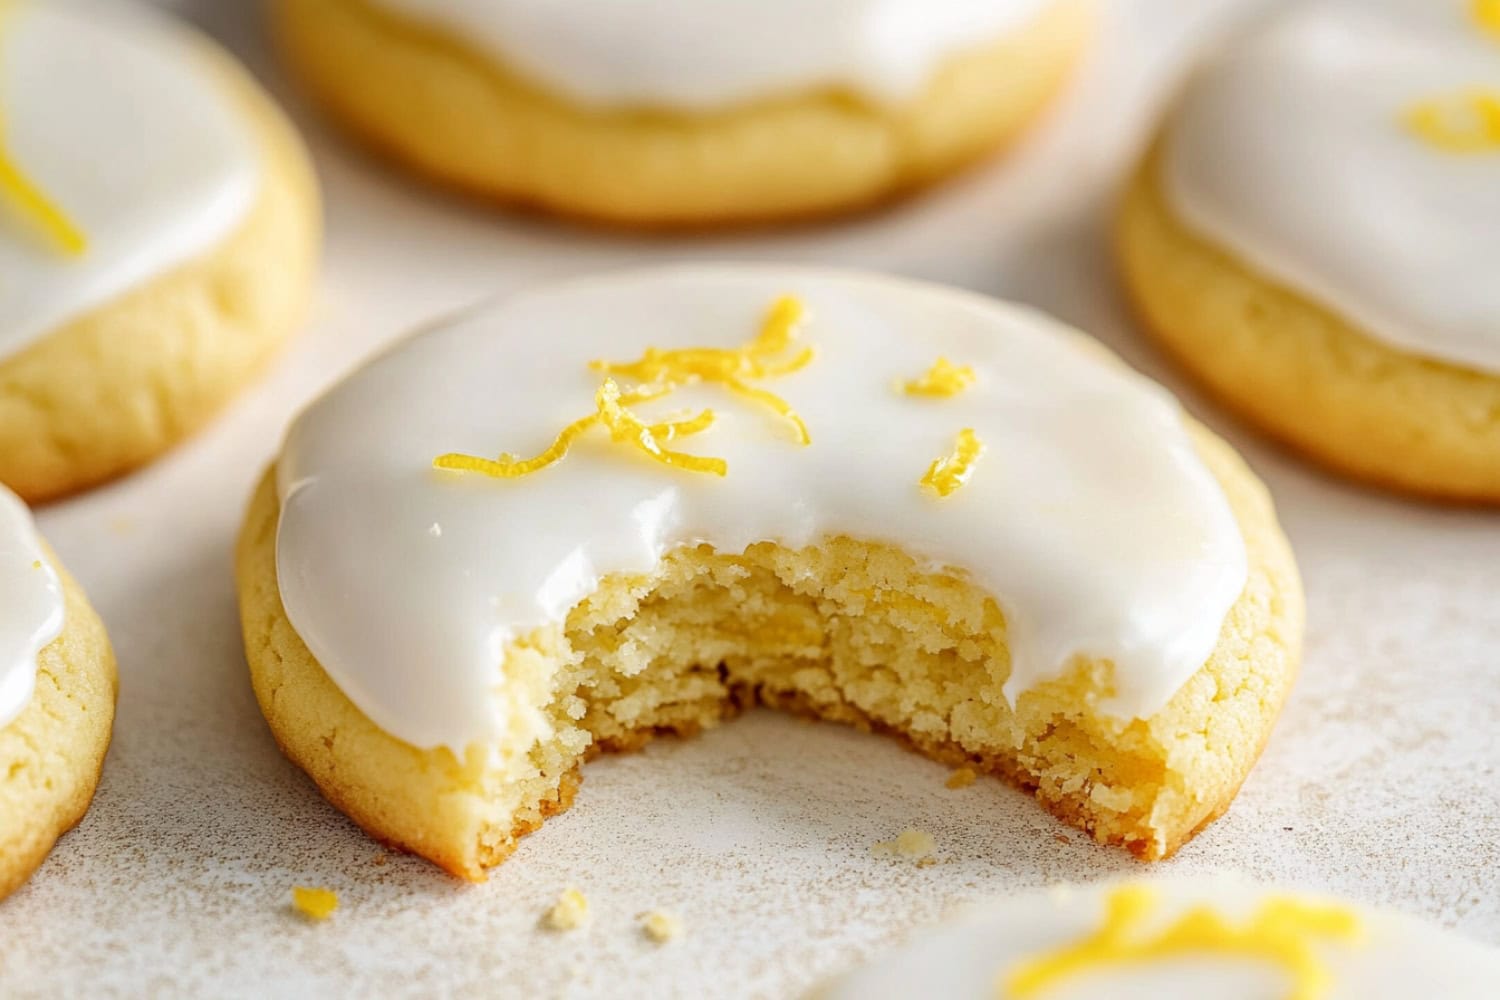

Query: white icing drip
left=0, top=0, right=259, bottom=363
left=0, top=485, right=63, bottom=731
left=274, top=266, right=1247, bottom=754
left=369, top=0, right=1053, bottom=110
left=816, top=875, right=1500, bottom=999
left=1163, top=0, right=1500, bottom=374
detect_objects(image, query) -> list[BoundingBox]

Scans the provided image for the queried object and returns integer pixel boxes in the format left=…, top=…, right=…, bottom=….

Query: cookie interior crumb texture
left=545, top=887, right=590, bottom=931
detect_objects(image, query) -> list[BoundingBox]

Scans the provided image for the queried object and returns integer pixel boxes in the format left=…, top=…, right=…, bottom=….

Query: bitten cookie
left=0, top=486, right=116, bottom=901
left=815, top=876, right=1500, bottom=998
left=237, top=266, right=1301, bottom=879
left=1118, top=0, right=1500, bottom=501
left=0, top=0, right=320, bottom=503
left=272, top=0, right=1094, bottom=226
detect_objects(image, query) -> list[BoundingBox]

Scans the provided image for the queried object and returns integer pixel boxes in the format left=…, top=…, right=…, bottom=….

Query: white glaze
left=275, top=266, right=1248, bottom=754
left=369, top=0, right=1053, bottom=110
left=0, top=485, right=63, bottom=731
left=0, top=0, right=258, bottom=363
left=815, top=875, right=1500, bottom=999
left=1163, top=0, right=1500, bottom=374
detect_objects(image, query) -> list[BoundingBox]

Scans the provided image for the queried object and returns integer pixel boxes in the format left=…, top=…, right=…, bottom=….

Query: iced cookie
left=0, top=486, right=116, bottom=900
left=0, top=0, right=320, bottom=502
left=235, top=265, right=1301, bottom=879
left=815, top=876, right=1500, bottom=998
left=1119, top=0, right=1500, bottom=501
left=272, top=0, right=1094, bottom=226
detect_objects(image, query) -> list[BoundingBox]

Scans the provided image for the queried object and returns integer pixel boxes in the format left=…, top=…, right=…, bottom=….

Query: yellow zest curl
left=1003, top=884, right=1362, bottom=1000
left=591, top=295, right=813, bottom=443
left=902, top=356, right=977, bottom=398
left=921, top=428, right=984, bottom=498
left=1476, top=0, right=1500, bottom=41
left=434, top=380, right=725, bottom=480
left=1404, top=89, right=1500, bottom=153
left=0, top=2, right=88, bottom=256
left=593, top=378, right=727, bottom=476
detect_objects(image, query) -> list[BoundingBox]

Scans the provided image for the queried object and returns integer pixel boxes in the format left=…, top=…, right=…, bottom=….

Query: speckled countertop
left=6, top=1, right=1498, bottom=996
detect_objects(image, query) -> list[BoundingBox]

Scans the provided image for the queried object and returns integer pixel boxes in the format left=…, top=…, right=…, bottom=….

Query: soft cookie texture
left=1117, top=150, right=1500, bottom=502
left=1, top=551, right=117, bottom=901
left=0, top=30, right=320, bottom=503
left=271, top=0, right=1093, bottom=227
left=237, top=268, right=1301, bottom=878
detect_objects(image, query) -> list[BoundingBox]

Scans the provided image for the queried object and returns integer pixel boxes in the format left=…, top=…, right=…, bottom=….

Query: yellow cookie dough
left=1118, top=149, right=1500, bottom=503
left=1, top=548, right=117, bottom=901
left=271, top=0, right=1094, bottom=227
left=0, top=34, right=320, bottom=504
left=235, top=419, right=1301, bottom=880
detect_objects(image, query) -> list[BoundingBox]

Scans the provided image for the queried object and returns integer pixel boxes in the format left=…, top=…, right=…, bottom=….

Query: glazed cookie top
left=817, top=876, right=1500, bottom=998
left=1162, top=0, right=1500, bottom=374
left=0, top=485, right=62, bottom=730
left=274, top=266, right=1248, bottom=753
left=369, top=0, right=1054, bottom=110
left=0, top=0, right=258, bottom=363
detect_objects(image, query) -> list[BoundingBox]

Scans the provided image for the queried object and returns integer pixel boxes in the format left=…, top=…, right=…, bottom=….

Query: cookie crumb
left=872, top=828, right=936, bottom=861
left=915, top=855, right=939, bottom=869
left=291, top=886, right=338, bottom=921
left=639, top=910, right=683, bottom=943
left=544, top=887, right=590, bottom=931
left=373, top=852, right=388, bottom=866
left=1053, top=833, right=1071, bottom=845
left=945, top=767, right=977, bottom=789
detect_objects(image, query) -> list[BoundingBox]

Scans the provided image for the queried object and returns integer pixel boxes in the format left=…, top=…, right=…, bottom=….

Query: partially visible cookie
left=0, top=486, right=117, bottom=901
left=814, top=876, right=1500, bottom=998
left=1118, top=0, right=1500, bottom=501
left=0, top=0, right=319, bottom=503
left=273, top=0, right=1093, bottom=226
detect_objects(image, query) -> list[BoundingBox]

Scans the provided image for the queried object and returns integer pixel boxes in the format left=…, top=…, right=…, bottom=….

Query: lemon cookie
left=235, top=265, right=1301, bottom=880
left=0, top=0, right=319, bottom=503
left=0, top=486, right=116, bottom=900
left=272, top=0, right=1094, bottom=227
left=1119, top=0, right=1500, bottom=501
left=815, top=876, right=1500, bottom=998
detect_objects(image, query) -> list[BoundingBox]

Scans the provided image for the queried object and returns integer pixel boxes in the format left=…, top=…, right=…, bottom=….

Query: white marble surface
left=6, top=1, right=1498, bottom=997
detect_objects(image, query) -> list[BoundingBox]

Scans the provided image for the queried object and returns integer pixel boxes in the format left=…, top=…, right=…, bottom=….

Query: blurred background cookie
left=272, top=0, right=1095, bottom=227
left=1118, top=0, right=1500, bottom=501
left=0, top=0, right=319, bottom=502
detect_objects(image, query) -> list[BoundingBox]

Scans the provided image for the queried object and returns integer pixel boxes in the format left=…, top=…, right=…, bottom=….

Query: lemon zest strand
left=591, top=295, right=813, bottom=443
left=1476, top=0, right=1500, bottom=41
left=1002, top=884, right=1362, bottom=1000
left=724, top=377, right=811, bottom=445
left=594, top=379, right=727, bottom=476
left=1404, top=89, right=1500, bottom=153
left=0, top=2, right=88, bottom=256
left=903, top=356, right=977, bottom=397
left=434, top=380, right=724, bottom=480
left=921, top=428, right=984, bottom=497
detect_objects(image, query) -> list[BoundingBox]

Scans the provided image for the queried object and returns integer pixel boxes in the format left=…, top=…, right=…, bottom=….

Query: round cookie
left=815, top=876, right=1500, bottom=998
left=1118, top=0, right=1500, bottom=502
left=0, top=486, right=116, bottom=901
left=236, top=266, right=1301, bottom=880
left=0, top=0, right=320, bottom=503
left=271, top=0, right=1095, bottom=227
